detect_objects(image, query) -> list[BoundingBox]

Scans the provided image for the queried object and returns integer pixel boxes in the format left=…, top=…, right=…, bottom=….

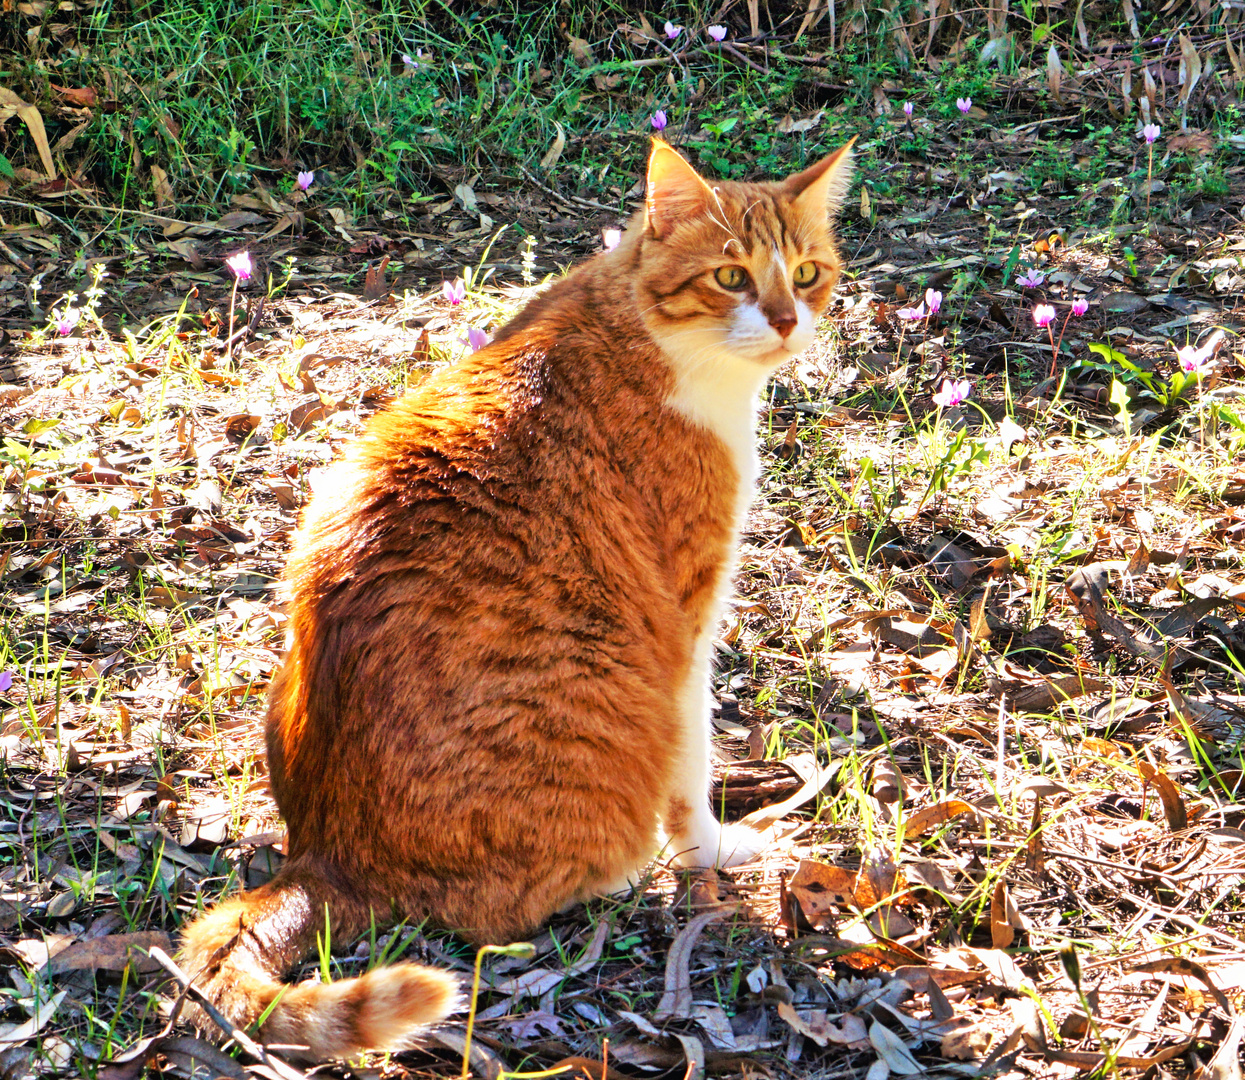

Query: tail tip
left=267, top=962, right=461, bottom=1059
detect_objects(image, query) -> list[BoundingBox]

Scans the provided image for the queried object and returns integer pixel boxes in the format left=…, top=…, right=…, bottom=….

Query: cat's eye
left=793, top=261, right=819, bottom=287
left=714, top=266, right=749, bottom=291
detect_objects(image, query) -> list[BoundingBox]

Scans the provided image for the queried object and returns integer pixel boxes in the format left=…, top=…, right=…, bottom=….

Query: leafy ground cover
left=3, top=1, right=1245, bottom=1079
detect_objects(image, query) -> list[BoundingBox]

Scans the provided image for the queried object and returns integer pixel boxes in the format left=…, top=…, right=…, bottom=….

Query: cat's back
left=279, top=252, right=733, bottom=656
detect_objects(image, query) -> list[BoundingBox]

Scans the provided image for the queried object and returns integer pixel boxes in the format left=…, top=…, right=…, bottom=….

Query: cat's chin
left=734, top=339, right=813, bottom=368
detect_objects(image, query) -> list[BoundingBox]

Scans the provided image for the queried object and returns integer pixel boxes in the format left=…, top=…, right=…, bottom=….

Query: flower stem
left=224, top=276, right=239, bottom=365
left=1145, top=144, right=1154, bottom=222
left=1051, top=310, right=1073, bottom=376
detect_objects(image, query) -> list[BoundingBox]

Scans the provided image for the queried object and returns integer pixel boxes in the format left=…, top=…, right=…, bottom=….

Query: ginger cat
left=179, top=137, right=854, bottom=1060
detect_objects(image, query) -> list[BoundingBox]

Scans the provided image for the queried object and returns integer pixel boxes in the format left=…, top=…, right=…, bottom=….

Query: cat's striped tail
left=178, top=861, right=459, bottom=1061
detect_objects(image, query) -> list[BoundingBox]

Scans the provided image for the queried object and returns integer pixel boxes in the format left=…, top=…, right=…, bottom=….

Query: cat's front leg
left=665, top=650, right=771, bottom=869
left=670, top=807, right=772, bottom=869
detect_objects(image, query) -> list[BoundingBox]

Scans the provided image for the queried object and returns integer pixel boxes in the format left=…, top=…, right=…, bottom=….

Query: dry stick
left=146, top=946, right=306, bottom=1080
left=518, top=167, right=624, bottom=214
left=720, top=42, right=770, bottom=74
left=956, top=837, right=1222, bottom=882
left=0, top=237, right=34, bottom=274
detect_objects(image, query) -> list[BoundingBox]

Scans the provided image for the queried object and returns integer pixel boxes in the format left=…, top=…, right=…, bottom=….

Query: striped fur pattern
left=178, top=138, right=854, bottom=1060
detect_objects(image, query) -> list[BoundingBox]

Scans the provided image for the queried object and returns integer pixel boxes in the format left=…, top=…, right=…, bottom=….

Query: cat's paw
left=714, top=822, right=775, bottom=868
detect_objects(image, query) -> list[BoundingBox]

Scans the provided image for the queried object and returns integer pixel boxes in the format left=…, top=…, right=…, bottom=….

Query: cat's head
left=634, top=138, right=855, bottom=370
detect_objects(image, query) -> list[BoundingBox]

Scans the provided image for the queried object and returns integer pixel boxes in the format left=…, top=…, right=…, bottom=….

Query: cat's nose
left=769, top=314, right=798, bottom=339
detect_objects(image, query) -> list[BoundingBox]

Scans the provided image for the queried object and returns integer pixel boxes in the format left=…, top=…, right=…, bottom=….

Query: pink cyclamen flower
left=442, top=278, right=466, bottom=305
left=1017, top=268, right=1045, bottom=288
left=1143, top=124, right=1160, bottom=144
left=1033, top=304, right=1056, bottom=328
left=957, top=97, right=972, bottom=114
left=463, top=327, right=490, bottom=353
left=226, top=251, right=252, bottom=280
left=651, top=110, right=668, bottom=132
left=56, top=307, right=80, bottom=335
left=1071, top=298, right=1089, bottom=317
left=897, top=302, right=926, bottom=321
left=0, top=671, right=11, bottom=692
left=924, top=289, right=942, bottom=315
left=932, top=379, right=972, bottom=408
left=664, top=20, right=682, bottom=39
left=706, top=24, right=727, bottom=41
left=903, top=101, right=914, bottom=117
left=1176, top=332, right=1222, bottom=373
left=401, top=49, right=426, bottom=70
left=602, top=228, right=622, bottom=251
left=1177, top=345, right=1210, bottom=372
left=296, top=171, right=314, bottom=191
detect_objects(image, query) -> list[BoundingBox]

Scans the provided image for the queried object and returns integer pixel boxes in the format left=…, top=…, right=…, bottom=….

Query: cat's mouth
left=726, top=302, right=816, bottom=364
left=729, top=326, right=816, bottom=366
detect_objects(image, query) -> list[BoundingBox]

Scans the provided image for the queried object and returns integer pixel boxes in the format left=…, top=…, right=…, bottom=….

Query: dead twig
left=146, top=946, right=307, bottom=1080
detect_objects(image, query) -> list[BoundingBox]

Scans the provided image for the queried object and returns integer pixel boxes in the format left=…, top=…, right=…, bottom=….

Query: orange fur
left=178, top=138, right=855, bottom=1060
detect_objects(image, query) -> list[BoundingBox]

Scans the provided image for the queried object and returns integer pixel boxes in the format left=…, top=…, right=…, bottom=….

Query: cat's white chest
left=664, top=350, right=768, bottom=524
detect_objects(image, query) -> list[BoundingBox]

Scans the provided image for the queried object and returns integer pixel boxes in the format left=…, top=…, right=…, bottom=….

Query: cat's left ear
left=646, top=138, right=715, bottom=240
left=784, top=137, right=857, bottom=220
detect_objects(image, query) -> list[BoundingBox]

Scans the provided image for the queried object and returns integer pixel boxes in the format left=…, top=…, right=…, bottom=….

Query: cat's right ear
left=784, top=138, right=857, bottom=222
left=646, top=139, right=714, bottom=240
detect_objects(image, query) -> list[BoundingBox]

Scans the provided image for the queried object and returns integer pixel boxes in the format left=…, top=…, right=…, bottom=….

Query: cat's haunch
left=178, top=137, right=855, bottom=1061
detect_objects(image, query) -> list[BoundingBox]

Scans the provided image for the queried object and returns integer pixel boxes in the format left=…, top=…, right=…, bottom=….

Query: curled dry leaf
left=1136, top=760, right=1187, bottom=831
left=989, top=880, right=1020, bottom=949
left=287, top=398, right=341, bottom=434
left=1133, top=956, right=1233, bottom=1016
left=1047, top=44, right=1064, bottom=104
left=941, top=1021, right=993, bottom=1060
left=1177, top=33, right=1203, bottom=109
left=868, top=1018, right=924, bottom=1074
left=777, top=1001, right=868, bottom=1047
left=540, top=122, right=566, bottom=170
left=872, top=759, right=902, bottom=803
left=654, top=907, right=733, bottom=1020
left=738, top=751, right=832, bottom=826
left=223, top=413, right=261, bottom=440
left=0, top=989, right=66, bottom=1046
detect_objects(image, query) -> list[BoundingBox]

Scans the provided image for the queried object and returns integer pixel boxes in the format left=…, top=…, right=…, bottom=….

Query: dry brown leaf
left=1134, top=956, right=1232, bottom=1015
left=868, top=1017, right=924, bottom=1074
left=223, top=413, right=261, bottom=440
left=1025, top=797, right=1044, bottom=874
left=45, top=932, right=172, bottom=975
left=738, top=752, right=829, bottom=827
left=1136, top=760, right=1187, bottom=830
left=547, top=1056, right=631, bottom=1080
left=0, top=87, right=55, bottom=179
left=363, top=255, right=390, bottom=302
left=942, top=1023, right=993, bottom=1059
left=787, top=860, right=859, bottom=927
left=1178, top=33, right=1204, bottom=110
left=287, top=398, right=338, bottom=433
left=904, top=799, right=975, bottom=839
left=777, top=1002, right=868, bottom=1047
left=1047, top=44, right=1064, bottom=105
left=566, top=35, right=597, bottom=68
left=151, top=165, right=173, bottom=209
left=213, top=210, right=265, bottom=230
left=539, top=122, right=566, bottom=170
left=653, top=908, right=733, bottom=1021
left=990, top=880, right=1016, bottom=948
left=873, top=759, right=902, bottom=803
